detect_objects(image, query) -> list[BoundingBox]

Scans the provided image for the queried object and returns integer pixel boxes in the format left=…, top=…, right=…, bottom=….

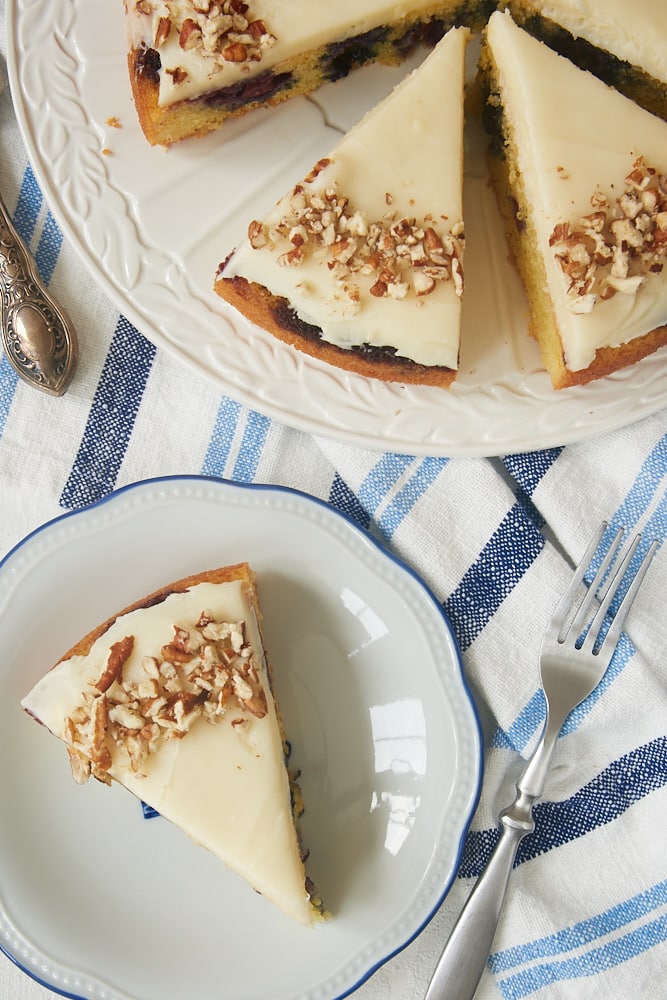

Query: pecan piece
left=222, top=41, right=248, bottom=62
left=160, top=642, right=194, bottom=663
left=67, top=745, right=92, bottom=784
left=179, top=18, right=201, bottom=50
left=154, top=16, right=171, bottom=47
left=95, top=635, right=134, bottom=693
left=304, top=159, right=331, bottom=183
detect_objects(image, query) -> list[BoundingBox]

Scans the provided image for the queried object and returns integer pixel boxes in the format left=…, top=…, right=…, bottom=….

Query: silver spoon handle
left=0, top=192, right=77, bottom=395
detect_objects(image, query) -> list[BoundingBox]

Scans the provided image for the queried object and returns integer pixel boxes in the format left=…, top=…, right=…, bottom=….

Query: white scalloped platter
left=0, top=476, right=482, bottom=1000
left=6, top=0, right=667, bottom=455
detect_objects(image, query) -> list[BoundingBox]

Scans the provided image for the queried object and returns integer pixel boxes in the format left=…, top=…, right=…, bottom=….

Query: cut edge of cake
left=214, top=25, right=470, bottom=388
left=125, top=0, right=496, bottom=146
left=480, top=10, right=667, bottom=389
left=21, top=562, right=325, bottom=927
left=507, top=0, right=667, bottom=122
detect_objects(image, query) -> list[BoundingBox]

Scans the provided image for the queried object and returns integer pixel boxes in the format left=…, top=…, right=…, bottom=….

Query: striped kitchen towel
left=1, top=17, right=667, bottom=999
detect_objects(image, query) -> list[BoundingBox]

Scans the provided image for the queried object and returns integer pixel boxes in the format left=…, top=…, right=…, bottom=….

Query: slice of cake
left=508, top=0, right=667, bottom=121
left=480, top=11, right=667, bottom=389
left=124, top=0, right=493, bottom=145
left=21, top=563, right=320, bottom=926
left=215, top=26, right=469, bottom=387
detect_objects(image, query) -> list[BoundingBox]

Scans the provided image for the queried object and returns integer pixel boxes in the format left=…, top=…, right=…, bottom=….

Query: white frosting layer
left=22, top=580, right=312, bottom=926
left=222, top=27, right=468, bottom=370
left=486, top=12, right=667, bottom=372
left=127, top=0, right=453, bottom=107
left=522, top=0, right=667, bottom=83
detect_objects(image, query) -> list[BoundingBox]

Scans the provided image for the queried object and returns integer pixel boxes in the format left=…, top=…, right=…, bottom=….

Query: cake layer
left=125, top=0, right=493, bottom=144
left=481, top=11, right=667, bottom=388
left=216, top=26, right=469, bottom=384
left=22, top=564, right=315, bottom=926
left=508, top=0, right=667, bottom=120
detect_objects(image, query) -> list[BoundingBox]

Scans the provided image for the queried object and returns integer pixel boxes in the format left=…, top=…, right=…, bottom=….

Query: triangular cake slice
left=480, top=11, right=667, bottom=389
left=214, top=26, right=469, bottom=387
left=22, top=563, right=319, bottom=926
left=125, top=0, right=489, bottom=145
left=508, top=0, right=667, bottom=121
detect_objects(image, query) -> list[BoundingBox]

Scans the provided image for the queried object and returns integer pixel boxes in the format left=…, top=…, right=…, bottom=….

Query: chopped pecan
left=256, top=178, right=464, bottom=303
left=154, top=15, right=171, bottom=47
left=161, top=642, right=194, bottom=664
left=67, top=744, right=92, bottom=785
left=62, top=604, right=271, bottom=784
left=166, top=67, right=189, bottom=85
left=549, top=156, right=666, bottom=310
left=179, top=18, right=201, bottom=49
left=95, top=635, right=134, bottom=693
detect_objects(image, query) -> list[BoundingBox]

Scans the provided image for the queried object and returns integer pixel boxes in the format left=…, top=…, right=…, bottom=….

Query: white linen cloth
left=1, top=12, right=666, bottom=1000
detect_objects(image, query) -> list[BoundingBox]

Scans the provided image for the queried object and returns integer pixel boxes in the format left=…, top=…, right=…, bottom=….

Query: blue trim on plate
left=1, top=475, right=484, bottom=1000
left=0, top=947, right=88, bottom=1000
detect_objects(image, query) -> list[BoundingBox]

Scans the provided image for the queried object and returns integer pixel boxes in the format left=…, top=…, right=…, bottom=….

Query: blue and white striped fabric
left=1, top=25, right=666, bottom=1000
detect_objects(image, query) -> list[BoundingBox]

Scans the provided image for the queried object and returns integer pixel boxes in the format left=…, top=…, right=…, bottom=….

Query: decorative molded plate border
left=6, top=0, right=667, bottom=455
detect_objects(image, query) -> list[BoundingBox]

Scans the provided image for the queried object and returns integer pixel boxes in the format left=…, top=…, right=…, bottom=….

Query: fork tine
left=565, top=525, right=625, bottom=643
left=579, top=530, right=641, bottom=653
left=552, top=522, right=607, bottom=640
left=584, top=536, right=660, bottom=657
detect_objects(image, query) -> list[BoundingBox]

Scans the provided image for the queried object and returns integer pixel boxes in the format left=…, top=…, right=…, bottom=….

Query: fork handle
left=424, top=800, right=534, bottom=1000
left=424, top=711, right=563, bottom=1000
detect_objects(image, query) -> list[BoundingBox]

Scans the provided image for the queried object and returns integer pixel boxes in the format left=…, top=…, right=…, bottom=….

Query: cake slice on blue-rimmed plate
left=21, top=562, right=324, bottom=926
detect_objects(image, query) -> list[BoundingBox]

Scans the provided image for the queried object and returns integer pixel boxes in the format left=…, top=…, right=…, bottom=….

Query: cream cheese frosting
left=126, top=0, right=461, bottom=107
left=220, top=26, right=469, bottom=371
left=515, top=0, right=667, bottom=84
left=486, top=11, right=667, bottom=372
left=22, top=579, right=313, bottom=926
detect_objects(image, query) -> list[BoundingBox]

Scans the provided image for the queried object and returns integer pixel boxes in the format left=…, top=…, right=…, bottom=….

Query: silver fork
left=425, top=522, right=660, bottom=1000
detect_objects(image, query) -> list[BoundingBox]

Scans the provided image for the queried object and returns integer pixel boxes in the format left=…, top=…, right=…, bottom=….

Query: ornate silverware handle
left=0, top=190, right=77, bottom=395
left=424, top=710, right=563, bottom=1000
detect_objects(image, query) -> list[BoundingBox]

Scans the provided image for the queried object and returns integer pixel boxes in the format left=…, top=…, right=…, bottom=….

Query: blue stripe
left=34, top=210, right=64, bottom=285
left=13, top=164, right=42, bottom=243
left=501, top=448, right=563, bottom=496
left=0, top=355, right=19, bottom=436
left=231, top=410, right=270, bottom=482
left=494, top=629, right=636, bottom=752
left=458, top=737, right=667, bottom=879
left=357, top=453, right=415, bottom=516
left=560, top=630, right=636, bottom=736
left=491, top=880, right=667, bottom=974
left=496, top=912, right=667, bottom=998
left=60, top=317, right=156, bottom=509
left=640, top=487, right=667, bottom=550
left=443, top=505, right=545, bottom=651
left=496, top=483, right=665, bottom=752
left=524, top=737, right=667, bottom=857
left=0, top=165, right=45, bottom=433
left=585, top=489, right=666, bottom=598
left=376, top=456, right=447, bottom=540
left=608, top=436, right=667, bottom=539
left=328, top=473, right=371, bottom=529
left=492, top=690, right=546, bottom=752
left=200, top=396, right=243, bottom=477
